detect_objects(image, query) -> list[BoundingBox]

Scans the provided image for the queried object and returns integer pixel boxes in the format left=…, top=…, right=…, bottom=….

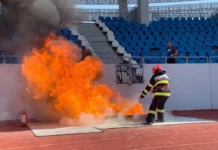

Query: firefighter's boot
left=156, top=112, right=164, bottom=123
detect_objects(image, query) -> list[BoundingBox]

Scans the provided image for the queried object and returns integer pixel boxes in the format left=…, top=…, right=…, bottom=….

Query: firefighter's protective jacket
left=141, top=70, right=171, bottom=97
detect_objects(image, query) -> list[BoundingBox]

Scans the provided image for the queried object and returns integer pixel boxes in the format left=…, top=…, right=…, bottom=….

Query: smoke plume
left=0, top=0, right=83, bottom=55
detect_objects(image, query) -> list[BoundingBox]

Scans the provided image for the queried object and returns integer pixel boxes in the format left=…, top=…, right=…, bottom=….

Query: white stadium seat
left=117, top=46, right=125, bottom=55
left=112, top=41, right=120, bottom=48
left=103, top=26, right=109, bottom=33
left=108, top=36, right=116, bottom=42
left=78, top=35, right=86, bottom=41
left=85, top=46, right=94, bottom=51
left=123, top=53, right=132, bottom=62
left=81, top=40, right=90, bottom=47
left=99, top=22, right=104, bottom=28
left=70, top=28, right=80, bottom=36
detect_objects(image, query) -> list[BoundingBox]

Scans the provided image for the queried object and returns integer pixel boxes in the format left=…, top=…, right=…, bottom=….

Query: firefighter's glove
left=140, top=93, right=146, bottom=99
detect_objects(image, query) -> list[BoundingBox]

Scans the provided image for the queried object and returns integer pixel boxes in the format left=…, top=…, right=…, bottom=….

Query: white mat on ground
left=94, top=112, right=217, bottom=129
left=28, top=123, right=102, bottom=136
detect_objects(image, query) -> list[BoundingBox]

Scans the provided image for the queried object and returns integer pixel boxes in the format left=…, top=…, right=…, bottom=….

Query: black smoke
left=0, top=0, right=83, bottom=55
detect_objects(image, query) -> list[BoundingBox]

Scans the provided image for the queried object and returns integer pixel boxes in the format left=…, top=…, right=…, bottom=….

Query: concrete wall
left=100, top=64, right=218, bottom=111
left=138, top=0, right=149, bottom=25
left=209, top=64, right=218, bottom=109
left=0, top=64, right=218, bottom=120
left=0, top=65, right=33, bottom=121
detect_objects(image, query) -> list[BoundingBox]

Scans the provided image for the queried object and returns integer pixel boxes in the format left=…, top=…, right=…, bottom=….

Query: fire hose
left=118, top=93, right=153, bottom=116
left=118, top=99, right=140, bottom=116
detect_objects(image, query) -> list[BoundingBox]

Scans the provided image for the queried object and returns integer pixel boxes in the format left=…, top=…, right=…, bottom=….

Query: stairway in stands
left=78, top=23, right=122, bottom=64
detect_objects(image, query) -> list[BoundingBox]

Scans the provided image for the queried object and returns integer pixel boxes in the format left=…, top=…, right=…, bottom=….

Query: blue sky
left=75, top=0, right=218, bottom=9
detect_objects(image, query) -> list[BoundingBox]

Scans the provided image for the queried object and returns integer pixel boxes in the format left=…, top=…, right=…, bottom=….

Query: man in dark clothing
left=139, top=64, right=171, bottom=125
left=81, top=48, right=93, bottom=61
left=167, top=42, right=178, bottom=64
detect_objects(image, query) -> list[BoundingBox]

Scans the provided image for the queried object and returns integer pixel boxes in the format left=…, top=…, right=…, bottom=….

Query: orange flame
left=21, top=33, right=145, bottom=121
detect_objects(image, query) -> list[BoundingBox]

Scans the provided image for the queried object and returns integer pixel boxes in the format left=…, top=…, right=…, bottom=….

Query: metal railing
left=116, top=63, right=131, bottom=84
left=143, top=56, right=209, bottom=64
left=0, top=55, right=22, bottom=64
left=0, top=55, right=217, bottom=64
left=120, top=4, right=138, bottom=21
left=210, top=56, right=218, bottom=63
left=116, top=63, right=145, bottom=84
left=115, top=56, right=144, bottom=84
left=114, top=55, right=214, bottom=84
left=76, top=0, right=193, bottom=5
left=1, top=55, right=218, bottom=85
left=107, top=56, right=211, bottom=64
left=151, top=12, right=213, bottom=21
left=76, top=0, right=137, bottom=5
left=77, top=9, right=120, bottom=21
left=148, top=2, right=218, bottom=22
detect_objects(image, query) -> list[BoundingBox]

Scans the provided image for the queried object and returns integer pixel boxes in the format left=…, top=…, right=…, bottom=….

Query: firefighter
left=139, top=64, right=171, bottom=125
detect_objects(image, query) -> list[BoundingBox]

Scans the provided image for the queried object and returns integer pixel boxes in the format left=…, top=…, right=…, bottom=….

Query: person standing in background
left=167, top=41, right=178, bottom=64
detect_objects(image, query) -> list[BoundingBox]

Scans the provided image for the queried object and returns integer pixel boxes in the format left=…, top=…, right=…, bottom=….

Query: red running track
left=1, top=110, right=218, bottom=150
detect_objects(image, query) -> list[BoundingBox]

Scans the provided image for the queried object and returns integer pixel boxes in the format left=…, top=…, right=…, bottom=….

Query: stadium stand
left=95, top=16, right=218, bottom=64
left=56, top=28, right=81, bottom=46
left=0, top=50, right=21, bottom=64
left=0, top=28, right=96, bottom=64
left=56, top=28, right=97, bottom=56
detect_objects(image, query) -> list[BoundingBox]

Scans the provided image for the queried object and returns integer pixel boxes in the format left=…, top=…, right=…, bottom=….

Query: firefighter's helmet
left=152, top=64, right=162, bottom=73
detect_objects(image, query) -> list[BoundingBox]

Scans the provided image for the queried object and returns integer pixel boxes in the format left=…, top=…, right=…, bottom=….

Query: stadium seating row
left=56, top=29, right=81, bottom=46
left=96, top=16, right=218, bottom=64
left=56, top=28, right=97, bottom=56
left=0, top=28, right=96, bottom=64
left=101, top=16, right=218, bottom=24
left=0, top=50, right=21, bottom=64
left=0, top=29, right=81, bottom=64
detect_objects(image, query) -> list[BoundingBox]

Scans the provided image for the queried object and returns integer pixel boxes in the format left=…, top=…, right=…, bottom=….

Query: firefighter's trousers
left=146, top=96, right=169, bottom=123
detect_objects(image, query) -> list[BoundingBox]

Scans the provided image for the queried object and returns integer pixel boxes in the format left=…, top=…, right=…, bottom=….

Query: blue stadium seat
left=179, top=47, right=187, bottom=52
left=149, top=58, right=160, bottom=64
left=211, top=58, right=218, bottom=63
left=142, top=52, right=149, bottom=57
left=68, top=34, right=78, bottom=42
left=55, top=30, right=62, bottom=36
left=207, top=51, right=216, bottom=57
left=134, top=46, right=142, bottom=52
left=205, top=41, right=213, bottom=46
left=189, top=59, right=197, bottom=63
left=132, top=36, right=140, bottom=41
left=193, top=17, right=199, bottom=21
left=179, top=52, right=187, bottom=56
left=161, top=52, right=167, bottom=56
left=198, top=52, right=206, bottom=56
left=99, top=16, right=104, bottom=21
left=100, top=16, right=218, bottom=63
left=199, top=59, right=207, bottom=63
left=5, top=57, right=13, bottom=64
left=176, top=59, right=186, bottom=64
left=0, top=50, right=9, bottom=55
left=159, top=58, right=166, bottom=64
left=13, top=58, right=19, bottom=64
left=152, top=52, right=161, bottom=57
left=112, top=17, right=118, bottom=21
left=189, top=52, right=197, bottom=56
left=196, top=41, right=204, bottom=47
left=137, top=41, right=145, bottom=47
left=62, top=28, right=71, bottom=36
left=0, top=58, right=4, bottom=64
